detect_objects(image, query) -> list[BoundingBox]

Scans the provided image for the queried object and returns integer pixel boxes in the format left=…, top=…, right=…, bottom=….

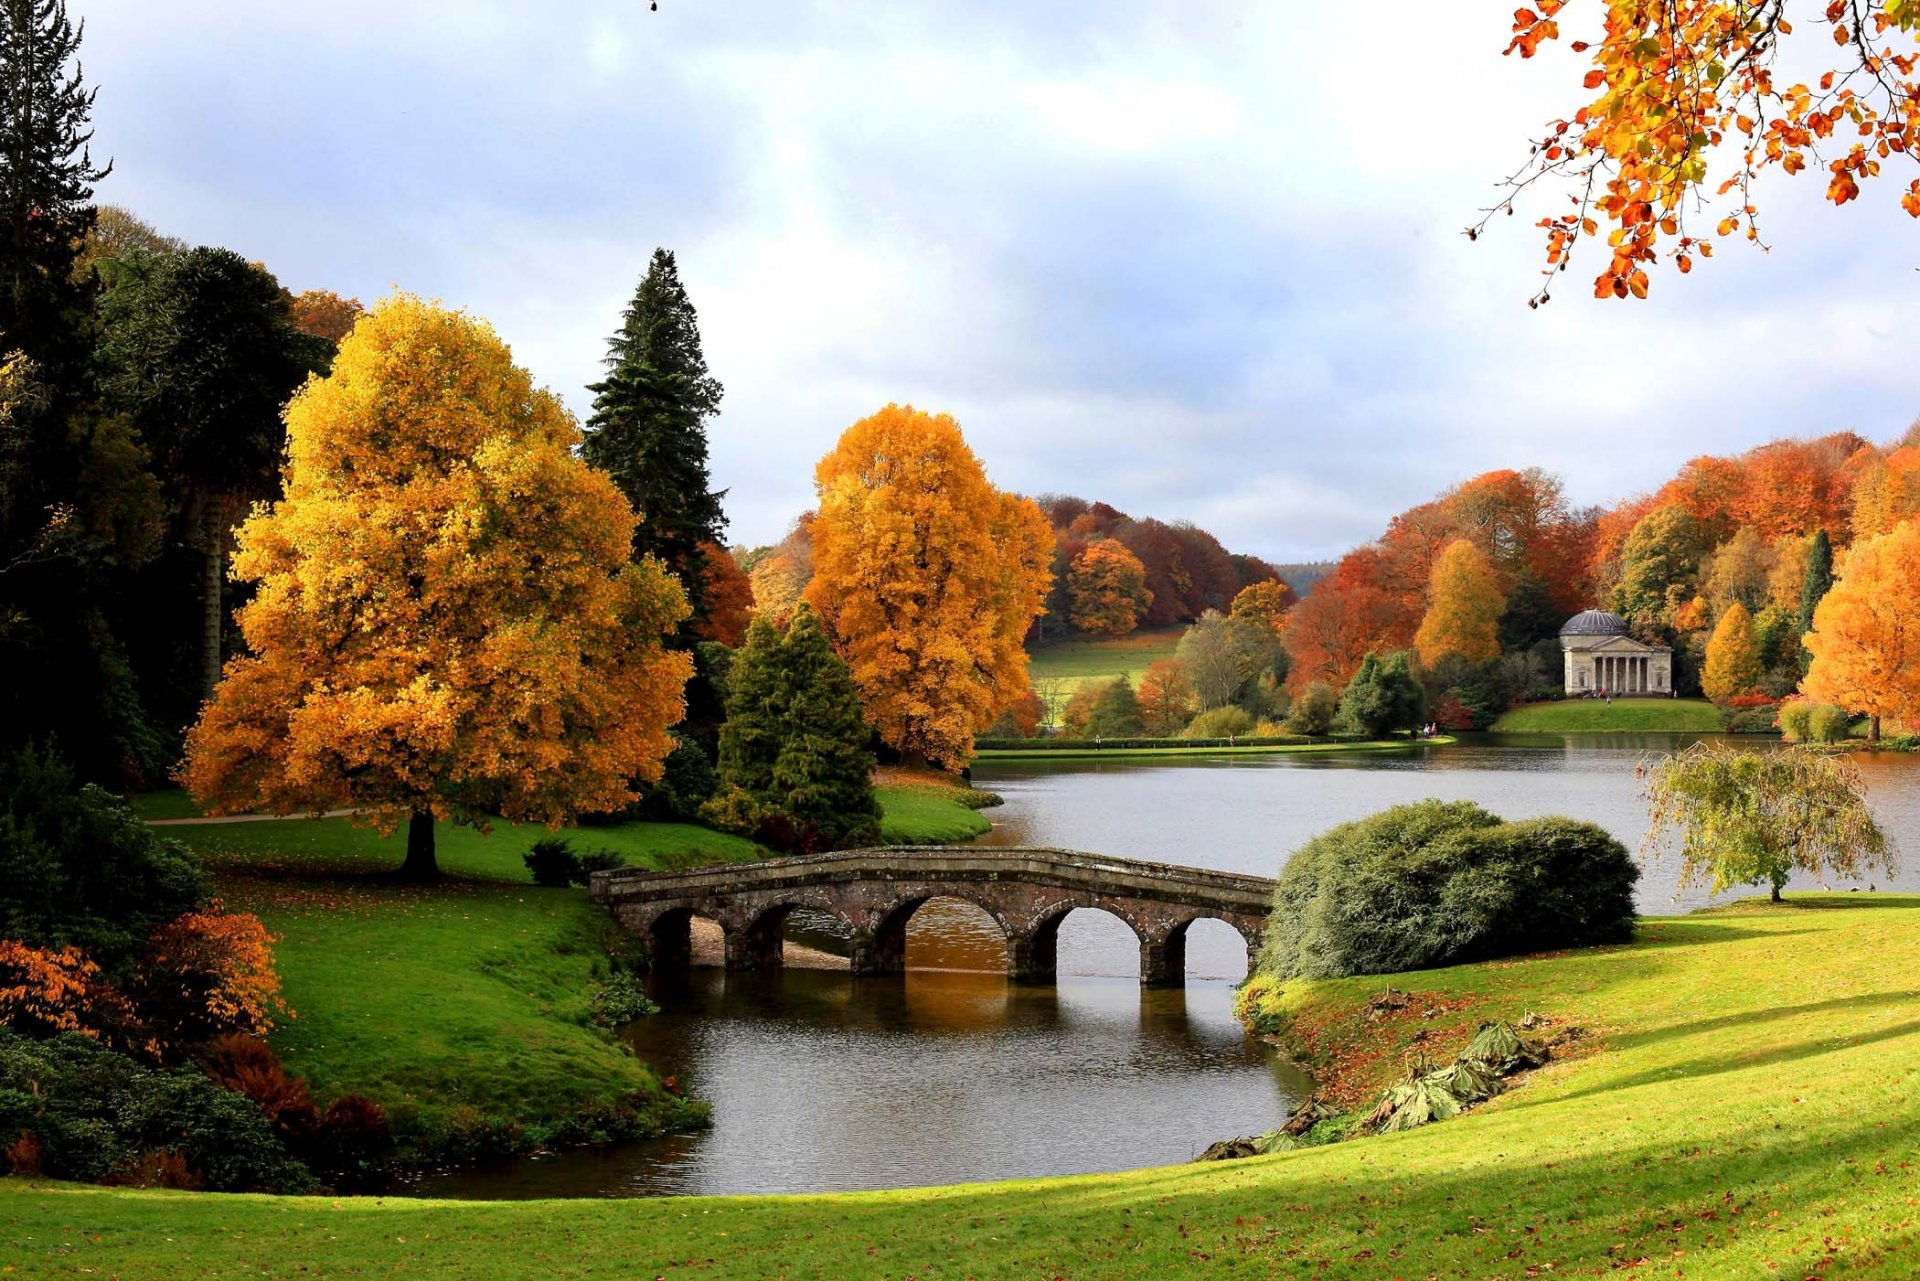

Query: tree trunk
left=201, top=517, right=224, bottom=701
left=1870, top=715, right=1882, bottom=747
left=399, top=810, right=439, bottom=882
left=1770, top=869, right=1787, bottom=903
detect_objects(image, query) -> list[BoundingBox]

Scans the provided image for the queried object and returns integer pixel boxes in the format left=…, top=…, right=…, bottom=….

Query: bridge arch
left=1018, top=901, right=1145, bottom=984
left=860, top=892, right=1018, bottom=977
left=727, top=895, right=863, bottom=973
left=1153, top=915, right=1261, bottom=984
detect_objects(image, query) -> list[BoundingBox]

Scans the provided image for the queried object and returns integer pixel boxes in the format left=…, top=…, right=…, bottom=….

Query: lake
left=406, top=734, right=1920, bottom=1200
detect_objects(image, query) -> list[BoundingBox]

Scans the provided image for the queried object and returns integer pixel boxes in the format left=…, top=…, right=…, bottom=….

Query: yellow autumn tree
left=1414, top=539, right=1506, bottom=667
left=1701, top=601, right=1763, bottom=702
left=180, top=295, right=692, bottom=880
left=1067, top=538, right=1151, bottom=637
left=804, top=404, right=1051, bottom=769
left=1804, top=520, right=1920, bottom=743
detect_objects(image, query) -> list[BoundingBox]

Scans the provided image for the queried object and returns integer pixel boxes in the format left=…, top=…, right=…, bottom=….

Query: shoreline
left=975, top=736, right=1453, bottom=761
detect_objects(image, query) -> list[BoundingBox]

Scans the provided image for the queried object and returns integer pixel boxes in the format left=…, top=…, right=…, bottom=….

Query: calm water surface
left=409, top=734, right=1920, bottom=1200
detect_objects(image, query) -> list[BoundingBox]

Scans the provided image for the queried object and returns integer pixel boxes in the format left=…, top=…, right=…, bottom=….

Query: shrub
left=0, top=940, right=138, bottom=1047
left=523, top=838, right=581, bottom=888
left=131, top=906, right=284, bottom=1050
left=1260, top=801, right=1638, bottom=980
left=1284, top=682, right=1338, bottom=736
left=0, top=1028, right=312, bottom=1191
left=199, top=1035, right=390, bottom=1191
left=1721, top=705, right=1783, bottom=734
left=1808, top=703, right=1853, bottom=744
left=1778, top=700, right=1812, bottom=742
left=588, top=972, right=661, bottom=1026
left=697, top=785, right=769, bottom=839
left=1183, top=706, right=1255, bottom=739
left=0, top=746, right=204, bottom=976
left=636, top=737, right=720, bottom=823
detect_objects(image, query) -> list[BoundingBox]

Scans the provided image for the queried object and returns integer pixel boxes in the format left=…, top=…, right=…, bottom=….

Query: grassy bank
left=875, top=768, right=997, bottom=843
left=11, top=894, right=1920, bottom=1277
left=158, top=808, right=764, bottom=1158
left=1491, top=696, right=1724, bottom=733
left=976, top=736, right=1452, bottom=761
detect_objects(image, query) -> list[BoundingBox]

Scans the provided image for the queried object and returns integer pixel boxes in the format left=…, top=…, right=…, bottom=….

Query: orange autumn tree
left=1803, top=519, right=1920, bottom=742
left=1414, top=539, right=1507, bottom=667
left=1067, top=538, right=1152, bottom=637
left=805, top=405, right=1051, bottom=769
left=1491, top=2, right=1920, bottom=302
left=181, top=295, right=692, bottom=880
left=694, top=541, right=755, bottom=648
left=1230, top=578, right=1296, bottom=636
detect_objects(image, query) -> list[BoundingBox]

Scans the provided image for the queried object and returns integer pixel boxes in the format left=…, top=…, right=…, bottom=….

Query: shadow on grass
left=22, top=1094, right=1920, bottom=1280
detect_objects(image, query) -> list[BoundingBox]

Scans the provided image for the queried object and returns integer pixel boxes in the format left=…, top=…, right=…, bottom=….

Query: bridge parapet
left=593, top=846, right=1277, bottom=988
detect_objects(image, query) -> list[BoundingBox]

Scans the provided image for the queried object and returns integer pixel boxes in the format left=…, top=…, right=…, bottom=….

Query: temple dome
left=1560, top=609, right=1630, bottom=638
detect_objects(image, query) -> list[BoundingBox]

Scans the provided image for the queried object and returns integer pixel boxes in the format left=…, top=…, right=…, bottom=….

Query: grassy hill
left=11, top=894, right=1920, bottom=1278
left=1492, top=696, right=1726, bottom=734
left=1028, top=626, right=1185, bottom=711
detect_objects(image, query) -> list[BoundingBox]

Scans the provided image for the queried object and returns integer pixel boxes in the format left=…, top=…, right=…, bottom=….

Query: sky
left=79, top=1, right=1920, bottom=563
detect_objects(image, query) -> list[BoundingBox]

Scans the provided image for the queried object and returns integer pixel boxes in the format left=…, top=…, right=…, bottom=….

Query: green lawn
left=10, top=894, right=1920, bottom=1278
left=875, top=781, right=994, bottom=843
left=1028, top=626, right=1185, bottom=709
left=1492, top=696, right=1726, bottom=733
left=159, top=812, right=764, bottom=1157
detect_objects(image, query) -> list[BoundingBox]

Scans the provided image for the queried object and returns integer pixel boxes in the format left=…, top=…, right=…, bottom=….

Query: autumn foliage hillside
left=1286, top=431, right=1917, bottom=709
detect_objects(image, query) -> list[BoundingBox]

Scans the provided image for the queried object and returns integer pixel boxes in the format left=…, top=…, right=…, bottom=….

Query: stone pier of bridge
left=591, top=846, right=1276, bottom=988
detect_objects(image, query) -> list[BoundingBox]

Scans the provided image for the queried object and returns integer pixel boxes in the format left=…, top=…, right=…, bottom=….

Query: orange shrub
left=134, top=906, right=286, bottom=1049
left=0, top=940, right=137, bottom=1044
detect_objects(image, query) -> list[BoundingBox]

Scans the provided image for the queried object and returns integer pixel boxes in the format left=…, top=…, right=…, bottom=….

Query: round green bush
left=1807, top=703, right=1852, bottom=744
left=1260, top=800, right=1639, bottom=980
left=1777, top=701, right=1812, bottom=742
left=1183, top=706, right=1255, bottom=739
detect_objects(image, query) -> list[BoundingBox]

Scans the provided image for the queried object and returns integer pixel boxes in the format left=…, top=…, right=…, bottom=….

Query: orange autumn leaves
left=1414, top=541, right=1506, bottom=667
left=805, top=405, right=1052, bottom=770
left=1805, top=520, right=1920, bottom=735
left=182, top=296, right=691, bottom=833
left=1494, top=0, right=1920, bottom=300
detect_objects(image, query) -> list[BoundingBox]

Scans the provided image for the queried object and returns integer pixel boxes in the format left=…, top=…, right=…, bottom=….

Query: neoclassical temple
left=1559, top=609, right=1671, bottom=696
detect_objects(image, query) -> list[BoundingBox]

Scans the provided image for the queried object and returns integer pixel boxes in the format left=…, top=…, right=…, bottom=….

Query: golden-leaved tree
left=805, top=404, right=1051, bottom=769
left=181, top=295, right=693, bottom=880
left=1067, top=538, right=1151, bottom=637
left=1414, top=539, right=1506, bottom=667
left=1804, top=520, right=1920, bottom=743
left=1701, top=601, right=1763, bottom=701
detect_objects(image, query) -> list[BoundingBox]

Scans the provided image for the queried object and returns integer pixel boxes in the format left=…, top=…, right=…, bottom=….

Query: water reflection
left=406, top=965, right=1303, bottom=1200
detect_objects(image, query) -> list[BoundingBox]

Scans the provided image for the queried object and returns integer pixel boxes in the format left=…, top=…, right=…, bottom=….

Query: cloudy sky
left=81, top=1, right=1920, bottom=563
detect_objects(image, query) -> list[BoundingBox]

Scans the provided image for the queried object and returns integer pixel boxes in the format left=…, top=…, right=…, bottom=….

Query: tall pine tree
left=581, top=248, right=726, bottom=629
left=715, top=616, right=784, bottom=799
left=0, top=1, right=166, bottom=783
left=0, top=0, right=108, bottom=377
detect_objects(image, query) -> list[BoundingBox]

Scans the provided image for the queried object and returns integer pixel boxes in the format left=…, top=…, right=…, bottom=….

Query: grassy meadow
left=155, top=808, right=766, bottom=1155
left=1491, top=696, right=1726, bottom=734
left=9, top=893, right=1920, bottom=1278
left=1027, top=626, right=1185, bottom=711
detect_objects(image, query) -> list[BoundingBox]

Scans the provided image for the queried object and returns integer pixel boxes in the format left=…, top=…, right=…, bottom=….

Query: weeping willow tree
left=1641, top=743, right=1893, bottom=903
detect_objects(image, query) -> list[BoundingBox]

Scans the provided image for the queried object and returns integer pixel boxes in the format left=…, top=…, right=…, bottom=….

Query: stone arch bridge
left=590, top=846, right=1276, bottom=986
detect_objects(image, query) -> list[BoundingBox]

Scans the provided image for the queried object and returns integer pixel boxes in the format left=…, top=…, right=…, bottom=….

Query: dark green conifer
left=770, top=604, right=879, bottom=849
left=580, top=248, right=726, bottom=624
left=1085, top=675, right=1144, bottom=738
left=1797, top=528, right=1834, bottom=670
left=715, top=616, right=783, bottom=798
left=0, top=0, right=110, bottom=377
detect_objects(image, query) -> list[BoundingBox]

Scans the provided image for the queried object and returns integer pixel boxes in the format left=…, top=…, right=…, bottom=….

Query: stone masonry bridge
left=589, top=846, right=1276, bottom=986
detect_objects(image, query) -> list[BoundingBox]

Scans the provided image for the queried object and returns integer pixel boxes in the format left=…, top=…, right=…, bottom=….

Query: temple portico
left=1559, top=609, right=1672, bottom=696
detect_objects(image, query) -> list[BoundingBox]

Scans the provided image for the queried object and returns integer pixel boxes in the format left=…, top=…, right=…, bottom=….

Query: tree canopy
left=181, top=296, right=692, bottom=879
left=805, top=404, right=1050, bottom=769
left=1803, top=520, right=1920, bottom=742
left=1415, top=539, right=1507, bottom=667
left=1643, top=741, right=1891, bottom=901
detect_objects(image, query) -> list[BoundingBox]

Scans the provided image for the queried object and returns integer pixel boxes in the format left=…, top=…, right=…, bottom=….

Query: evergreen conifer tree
left=1337, top=651, right=1426, bottom=738
left=1798, top=528, right=1834, bottom=668
left=581, top=249, right=726, bottom=626
left=715, top=616, right=783, bottom=798
left=771, top=604, right=880, bottom=848
left=0, top=0, right=109, bottom=376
